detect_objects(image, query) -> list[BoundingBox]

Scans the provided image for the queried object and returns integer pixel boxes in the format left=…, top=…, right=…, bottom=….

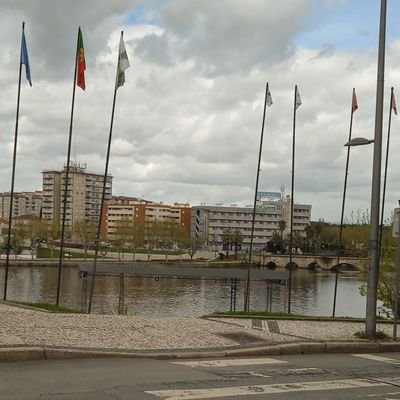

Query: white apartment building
left=0, top=191, right=42, bottom=219
left=42, top=162, right=112, bottom=226
left=191, top=193, right=311, bottom=249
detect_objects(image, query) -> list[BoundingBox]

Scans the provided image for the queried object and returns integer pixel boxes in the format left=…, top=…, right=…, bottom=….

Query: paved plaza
left=0, top=302, right=394, bottom=353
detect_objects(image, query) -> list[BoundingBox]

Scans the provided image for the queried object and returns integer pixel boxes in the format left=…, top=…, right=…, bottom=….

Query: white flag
left=266, top=86, right=273, bottom=107
left=392, top=90, right=397, bottom=116
left=295, top=87, right=302, bottom=110
left=116, top=33, right=130, bottom=89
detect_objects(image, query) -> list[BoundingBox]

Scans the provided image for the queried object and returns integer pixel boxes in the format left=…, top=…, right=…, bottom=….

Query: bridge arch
left=286, top=261, right=298, bottom=270
left=330, top=262, right=359, bottom=273
left=260, top=254, right=367, bottom=271
left=307, top=262, right=322, bottom=271
left=265, top=261, right=277, bottom=270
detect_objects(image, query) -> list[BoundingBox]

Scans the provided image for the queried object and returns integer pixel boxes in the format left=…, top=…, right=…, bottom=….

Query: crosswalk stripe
left=352, top=354, right=400, bottom=364
left=171, top=357, right=287, bottom=368
left=146, top=378, right=388, bottom=399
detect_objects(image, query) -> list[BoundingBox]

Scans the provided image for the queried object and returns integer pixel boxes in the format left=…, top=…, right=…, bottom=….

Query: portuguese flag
left=76, top=27, right=86, bottom=90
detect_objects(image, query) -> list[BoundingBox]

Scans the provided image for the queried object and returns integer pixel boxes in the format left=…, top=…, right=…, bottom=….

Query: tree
left=112, top=218, right=134, bottom=260
left=291, top=231, right=304, bottom=254
left=304, top=224, right=314, bottom=253
left=319, top=223, right=337, bottom=252
left=360, top=233, right=396, bottom=316
left=73, top=219, right=96, bottom=260
left=9, top=221, right=28, bottom=258
left=221, top=228, right=233, bottom=257
left=302, top=222, right=325, bottom=254
left=342, top=224, right=369, bottom=257
left=184, top=236, right=204, bottom=262
left=125, top=219, right=145, bottom=261
left=268, top=231, right=286, bottom=254
left=145, top=219, right=165, bottom=261
left=158, top=220, right=174, bottom=261
left=278, top=220, right=286, bottom=240
left=312, top=222, right=323, bottom=252
left=25, top=218, right=48, bottom=259
left=162, top=221, right=188, bottom=262
left=232, top=229, right=243, bottom=259
left=173, top=224, right=190, bottom=262
left=46, top=221, right=61, bottom=259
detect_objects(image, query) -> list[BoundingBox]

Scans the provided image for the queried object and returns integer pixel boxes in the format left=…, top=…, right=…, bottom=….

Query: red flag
left=352, top=89, right=358, bottom=113
left=392, top=91, right=397, bottom=116
left=76, top=27, right=86, bottom=90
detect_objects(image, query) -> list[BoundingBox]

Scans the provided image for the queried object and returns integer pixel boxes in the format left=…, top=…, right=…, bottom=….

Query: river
left=0, top=265, right=370, bottom=318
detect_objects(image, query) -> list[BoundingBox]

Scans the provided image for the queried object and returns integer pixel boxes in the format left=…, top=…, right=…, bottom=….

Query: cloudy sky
left=1, top=0, right=400, bottom=223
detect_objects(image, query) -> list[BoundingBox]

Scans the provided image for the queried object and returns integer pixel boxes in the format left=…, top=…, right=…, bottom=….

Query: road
left=2, top=352, right=400, bottom=399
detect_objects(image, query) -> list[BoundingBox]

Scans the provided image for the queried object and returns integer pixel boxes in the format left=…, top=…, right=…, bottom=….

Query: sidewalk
left=1, top=302, right=399, bottom=362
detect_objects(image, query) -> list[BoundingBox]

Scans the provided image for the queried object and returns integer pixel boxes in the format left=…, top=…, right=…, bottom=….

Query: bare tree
left=9, top=221, right=28, bottom=259
left=184, top=236, right=204, bottom=262
left=25, top=218, right=48, bottom=259
left=73, top=219, right=96, bottom=260
left=46, top=221, right=61, bottom=259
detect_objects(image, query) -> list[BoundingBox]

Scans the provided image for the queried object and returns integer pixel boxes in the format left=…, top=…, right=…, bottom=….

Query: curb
left=2, top=341, right=400, bottom=363
left=0, top=347, right=46, bottom=362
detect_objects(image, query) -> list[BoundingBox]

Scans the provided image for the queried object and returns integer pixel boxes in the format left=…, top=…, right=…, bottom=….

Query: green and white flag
left=295, top=87, right=302, bottom=110
left=116, top=33, right=130, bottom=89
left=266, top=85, right=273, bottom=107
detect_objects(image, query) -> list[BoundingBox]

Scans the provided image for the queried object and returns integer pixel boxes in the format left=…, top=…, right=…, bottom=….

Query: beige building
left=102, top=197, right=191, bottom=244
left=0, top=191, right=42, bottom=219
left=42, top=162, right=112, bottom=226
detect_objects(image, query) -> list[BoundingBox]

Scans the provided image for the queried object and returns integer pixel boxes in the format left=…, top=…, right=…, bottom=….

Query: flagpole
left=244, top=82, right=270, bottom=312
left=288, top=84, right=298, bottom=314
left=3, top=21, right=25, bottom=300
left=332, top=88, right=356, bottom=317
left=88, top=30, right=125, bottom=314
left=56, top=27, right=80, bottom=306
left=378, top=87, right=394, bottom=252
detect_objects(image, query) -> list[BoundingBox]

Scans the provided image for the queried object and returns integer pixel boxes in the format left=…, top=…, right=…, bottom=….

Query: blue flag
left=21, top=31, right=32, bottom=86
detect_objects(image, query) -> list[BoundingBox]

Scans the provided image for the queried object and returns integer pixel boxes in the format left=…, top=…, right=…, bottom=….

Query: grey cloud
left=314, top=43, right=335, bottom=59
left=140, top=0, right=313, bottom=76
left=1, top=0, right=140, bottom=81
left=133, top=34, right=173, bottom=66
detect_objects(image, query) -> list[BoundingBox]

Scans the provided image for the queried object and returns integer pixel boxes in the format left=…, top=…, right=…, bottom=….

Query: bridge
left=255, top=254, right=368, bottom=271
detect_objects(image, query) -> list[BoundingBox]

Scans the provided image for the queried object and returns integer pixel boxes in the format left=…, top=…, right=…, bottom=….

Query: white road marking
left=146, top=378, right=388, bottom=399
left=358, top=391, right=400, bottom=399
left=352, top=354, right=400, bottom=364
left=171, top=357, right=287, bottom=368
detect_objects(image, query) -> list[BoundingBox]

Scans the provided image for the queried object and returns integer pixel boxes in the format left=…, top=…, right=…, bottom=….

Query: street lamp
left=332, top=137, right=373, bottom=318
left=344, top=137, right=374, bottom=147
left=365, top=0, right=386, bottom=339
left=344, top=137, right=378, bottom=335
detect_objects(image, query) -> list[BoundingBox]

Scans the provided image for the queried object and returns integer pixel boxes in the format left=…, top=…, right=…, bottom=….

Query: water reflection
left=0, top=266, right=367, bottom=317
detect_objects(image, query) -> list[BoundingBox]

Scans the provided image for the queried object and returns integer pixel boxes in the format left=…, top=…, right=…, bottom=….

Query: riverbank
left=0, top=249, right=368, bottom=271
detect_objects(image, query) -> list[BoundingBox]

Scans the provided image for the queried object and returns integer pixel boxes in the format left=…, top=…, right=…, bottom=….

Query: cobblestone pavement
left=0, top=303, right=393, bottom=351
